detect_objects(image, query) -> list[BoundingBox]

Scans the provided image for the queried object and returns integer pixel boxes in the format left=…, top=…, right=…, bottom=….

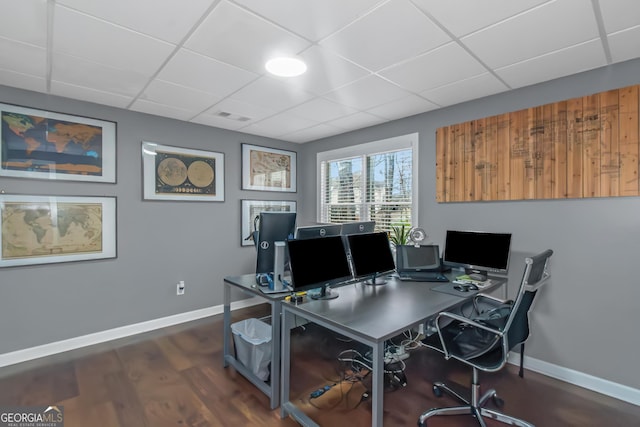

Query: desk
left=279, top=274, right=505, bottom=427
left=223, top=274, right=285, bottom=409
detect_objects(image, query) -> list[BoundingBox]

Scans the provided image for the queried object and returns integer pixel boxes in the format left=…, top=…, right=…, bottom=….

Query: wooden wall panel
left=436, top=84, right=640, bottom=202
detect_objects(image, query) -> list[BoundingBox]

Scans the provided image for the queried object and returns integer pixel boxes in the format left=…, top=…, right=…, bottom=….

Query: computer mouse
left=453, top=284, right=468, bottom=292
left=467, top=283, right=479, bottom=291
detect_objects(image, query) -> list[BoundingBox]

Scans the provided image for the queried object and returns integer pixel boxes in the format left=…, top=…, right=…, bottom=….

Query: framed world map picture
left=0, top=103, right=116, bottom=183
left=142, top=142, right=225, bottom=201
left=0, top=194, right=117, bottom=268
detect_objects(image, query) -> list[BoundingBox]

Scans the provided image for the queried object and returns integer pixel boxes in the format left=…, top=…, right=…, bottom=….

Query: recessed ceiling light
left=265, top=57, right=307, bottom=77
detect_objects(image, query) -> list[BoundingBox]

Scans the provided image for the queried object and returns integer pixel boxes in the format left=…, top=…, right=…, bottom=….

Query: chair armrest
left=473, top=293, right=510, bottom=306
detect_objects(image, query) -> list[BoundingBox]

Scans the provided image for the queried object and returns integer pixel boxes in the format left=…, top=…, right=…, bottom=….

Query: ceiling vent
left=215, top=111, right=252, bottom=122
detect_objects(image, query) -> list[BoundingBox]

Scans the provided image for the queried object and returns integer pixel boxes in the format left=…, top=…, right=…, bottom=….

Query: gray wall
left=298, top=58, right=640, bottom=390
left=2, top=57, right=639, bottom=392
left=0, top=85, right=299, bottom=354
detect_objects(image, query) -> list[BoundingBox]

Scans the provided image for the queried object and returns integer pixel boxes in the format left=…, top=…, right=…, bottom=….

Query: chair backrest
left=503, top=249, right=553, bottom=351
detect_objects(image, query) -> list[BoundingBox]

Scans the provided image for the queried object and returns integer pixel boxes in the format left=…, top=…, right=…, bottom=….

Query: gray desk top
left=224, top=274, right=289, bottom=301
left=282, top=275, right=494, bottom=343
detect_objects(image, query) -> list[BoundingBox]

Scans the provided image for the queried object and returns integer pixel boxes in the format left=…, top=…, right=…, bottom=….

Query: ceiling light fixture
left=265, top=57, right=307, bottom=77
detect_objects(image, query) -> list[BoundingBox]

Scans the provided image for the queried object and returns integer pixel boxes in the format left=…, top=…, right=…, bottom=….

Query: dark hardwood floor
left=0, top=303, right=638, bottom=426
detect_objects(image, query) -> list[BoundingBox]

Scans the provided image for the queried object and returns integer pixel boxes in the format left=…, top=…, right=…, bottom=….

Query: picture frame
left=242, top=143, right=296, bottom=192
left=0, top=102, right=117, bottom=183
left=241, top=199, right=297, bottom=247
left=0, top=194, right=117, bottom=268
left=142, top=141, right=224, bottom=201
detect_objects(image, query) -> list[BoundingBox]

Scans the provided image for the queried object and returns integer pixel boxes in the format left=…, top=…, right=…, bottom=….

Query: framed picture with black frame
left=241, top=199, right=296, bottom=247
left=0, top=102, right=116, bottom=183
left=241, top=143, right=296, bottom=192
left=0, top=194, right=117, bottom=268
left=142, top=141, right=224, bottom=201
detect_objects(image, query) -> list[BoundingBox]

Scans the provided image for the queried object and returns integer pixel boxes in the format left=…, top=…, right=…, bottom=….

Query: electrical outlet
left=176, top=281, right=185, bottom=295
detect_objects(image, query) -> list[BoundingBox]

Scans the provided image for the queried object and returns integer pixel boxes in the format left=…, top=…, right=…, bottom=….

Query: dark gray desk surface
left=279, top=274, right=506, bottom=427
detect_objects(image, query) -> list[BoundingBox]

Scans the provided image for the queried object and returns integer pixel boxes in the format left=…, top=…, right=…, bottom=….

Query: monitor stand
left=309, top=284, right=339, bottom=300
left=363, top=273, right=388, bottom=286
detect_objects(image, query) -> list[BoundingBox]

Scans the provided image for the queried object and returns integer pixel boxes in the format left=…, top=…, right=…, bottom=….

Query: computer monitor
left=294, top=224, right=342, bottom=240
left=255, top=212, right=296, bottom=276
left=395, top=245, right=441, bottom=273
left=346, top=232, right=396, bottom=285
left=443, top=230, right=512, bottom=280
left=340, top=221, right=375, bottom=235
left=286, top=235, right=352, bottom=300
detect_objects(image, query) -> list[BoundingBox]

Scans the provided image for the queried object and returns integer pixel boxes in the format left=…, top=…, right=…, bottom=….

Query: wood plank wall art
left=435, top=84, right=640, bottom=202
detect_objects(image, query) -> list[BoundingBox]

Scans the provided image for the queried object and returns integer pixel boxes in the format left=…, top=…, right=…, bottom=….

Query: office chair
left=418, top=249, right=553, bottom=427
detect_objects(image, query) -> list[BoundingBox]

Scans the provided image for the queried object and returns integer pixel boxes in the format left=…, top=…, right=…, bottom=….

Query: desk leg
left=280, top=308, right=293, bottom=419
left=223, top=282, right=231, bottom=368
left=270, top=300, right=281, bottom=409
left=372, top=341, right=384, bottom=427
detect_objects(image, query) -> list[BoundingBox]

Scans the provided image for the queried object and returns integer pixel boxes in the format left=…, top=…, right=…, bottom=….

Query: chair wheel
left=432, top=385, right=443, bottom=397
left=493, top=395, right=505, bottom=407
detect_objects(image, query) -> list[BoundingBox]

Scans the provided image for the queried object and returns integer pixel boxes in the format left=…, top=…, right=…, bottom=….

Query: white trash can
left=231, top=318, right=272, bottom=381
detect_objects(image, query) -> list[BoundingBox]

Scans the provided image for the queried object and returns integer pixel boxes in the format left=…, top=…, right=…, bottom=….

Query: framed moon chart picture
left=142, top=142, right=224, bottom=201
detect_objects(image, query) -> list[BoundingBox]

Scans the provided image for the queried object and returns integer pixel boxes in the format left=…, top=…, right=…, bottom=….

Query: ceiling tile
left=462, top=0, right=599, bottom=69
left=0, top=38, right=46, bottom=78
left=185, top=0, right=310, bottom=74
left=608, top=26, right=640, bottom=63
left=286, top=98, right=358, bottom=122
left=0, top=0, right=48, bottom=47
left=276, top=45, right=369, bottom=96
left=57, top=0, right=216, bottom=44
left=420, top=73, right=508, bottom=107
left=53, top=5, right=175, bottom=75
left=282, top=123, right=345, bottom=143
left=233, top=0, right=381, bottom=41
left=139, top=79, right=222, bottom=113
left=50, top=81, right=133, bottom=109
left=366, top=94, right=438, bottom=120
left=496, top=39, right=606, bottom=89
left=323, top=75, right=410, bottom=110
left=157, top=49, right=258, bottom=97
left=320, top=0, right=451, bottom=71
left=380, top=42, right=487, bottom=93
left=0, top=69, right=46, bottom=93
left=599, top=0, right=640, bottom=34
left=327, top=111, right=387, bottom=131
left=130, top=99, right=195, bottom=121
left=229, top=76, right=315, bottom=111
left=51, top=53, right=150, bottom=97
left=245, top=111, right=319, bottom=136
left=413, top=0, right=549, bottom=37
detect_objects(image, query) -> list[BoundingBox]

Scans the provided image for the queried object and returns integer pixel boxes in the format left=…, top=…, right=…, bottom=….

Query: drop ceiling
left=1, top=0, right=639, bottom=143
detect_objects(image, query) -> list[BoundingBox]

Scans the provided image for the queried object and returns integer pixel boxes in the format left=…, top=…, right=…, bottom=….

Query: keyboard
left=397, top=272, right=449, bottom=282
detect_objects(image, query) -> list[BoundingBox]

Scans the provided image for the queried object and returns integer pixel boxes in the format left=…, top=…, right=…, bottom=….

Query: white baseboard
left=508, top=353, right=640, bottom=406
left=0, top=297, right=264, bottom=369
left=1, top=304, right=637, bottom=408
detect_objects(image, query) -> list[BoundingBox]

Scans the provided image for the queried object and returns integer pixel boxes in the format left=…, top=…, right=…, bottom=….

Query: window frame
left=316, top=133, right=419, bottom=230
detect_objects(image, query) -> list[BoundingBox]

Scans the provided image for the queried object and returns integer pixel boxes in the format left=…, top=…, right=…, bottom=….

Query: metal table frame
left=223, top=274, right=286, bottom=409
left=279, top=275, right=506, bottom=426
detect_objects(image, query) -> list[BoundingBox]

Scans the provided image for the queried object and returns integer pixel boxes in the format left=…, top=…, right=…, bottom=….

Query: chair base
left=418, top=371, right=534, bottom=427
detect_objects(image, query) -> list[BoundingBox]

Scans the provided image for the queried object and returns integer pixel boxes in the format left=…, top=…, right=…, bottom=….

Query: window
left=317, top=133, right=418, bottom=233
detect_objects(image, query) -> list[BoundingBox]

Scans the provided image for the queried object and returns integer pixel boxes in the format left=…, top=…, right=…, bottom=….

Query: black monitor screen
left=443, top=230, right=512, bottom=276
left=295, top=224, right=342, bottom=240
left=255, top=212, right=296, bottom=274
left=286, top=236, right=352, bottom=297
left=340, top=221, right=375, bottom=235
left=347, top=232, right=396, bottom=282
